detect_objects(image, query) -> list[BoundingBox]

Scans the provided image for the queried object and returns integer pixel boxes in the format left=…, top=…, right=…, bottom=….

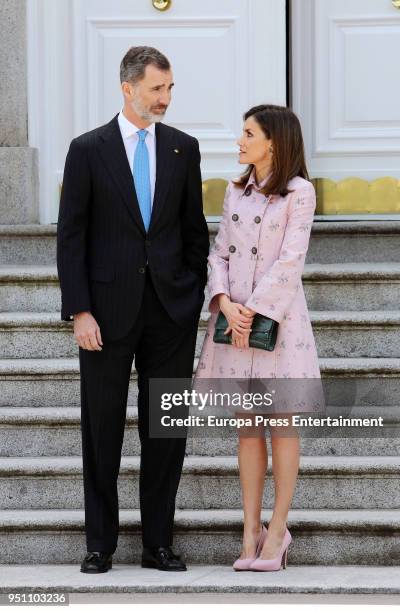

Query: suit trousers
left=79, top=266, right=198, bottom=553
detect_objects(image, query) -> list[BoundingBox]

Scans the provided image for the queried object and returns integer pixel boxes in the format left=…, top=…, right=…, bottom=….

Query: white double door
left=28, top=0, right=399, bottom=222
left=27, top=0, right=286, bottom=223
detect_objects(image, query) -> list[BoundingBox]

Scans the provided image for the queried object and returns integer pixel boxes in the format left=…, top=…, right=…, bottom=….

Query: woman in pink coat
left=194, top=104, right=321, bottom=571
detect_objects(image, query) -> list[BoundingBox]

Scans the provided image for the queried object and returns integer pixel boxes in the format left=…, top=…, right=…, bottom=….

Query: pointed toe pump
left=249, top=527, right=292, bottom=571
left=232, top=524, right=268, bottom=571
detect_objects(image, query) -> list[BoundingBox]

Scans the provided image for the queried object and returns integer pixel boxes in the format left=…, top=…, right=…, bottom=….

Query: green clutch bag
left=213, top=310, right=279, bottom=351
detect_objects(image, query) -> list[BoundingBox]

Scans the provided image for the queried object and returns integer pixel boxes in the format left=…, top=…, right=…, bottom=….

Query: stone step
left=1, top=406, right=398, bottom=458
left=1, top=508, right=399, bottom=565
left=1, top=221, right=400, bottom=265
left=1, top=455, right=400, bottom=511
left=1, top=263, right=400, bottom=312
left=303, top=263, right=400, bottom=311
left=1, top=310, right=399, bottom=359
left=305, top=221, right=400, bottom=264
left=0, top=357, right=138, bottom=407
left=308, top=310, right=400, bottom=357
left=0, top=356, right=399, bottom=406
left=0, top=266, right=60, bottom=312
left=0, top=225, right=56, bottom=266
left=1, top=564, right=400, bottom=596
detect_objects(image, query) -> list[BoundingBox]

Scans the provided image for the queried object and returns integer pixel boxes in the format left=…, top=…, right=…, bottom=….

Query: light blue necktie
left=133, top=129, right=151, bottom=232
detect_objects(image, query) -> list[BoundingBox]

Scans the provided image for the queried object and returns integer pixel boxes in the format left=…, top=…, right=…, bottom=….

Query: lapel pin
left=174, top=148, right=180, bottom=154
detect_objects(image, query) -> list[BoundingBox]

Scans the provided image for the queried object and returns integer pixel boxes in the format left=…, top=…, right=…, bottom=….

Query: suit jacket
left=56, top=113, right=210, bottom=341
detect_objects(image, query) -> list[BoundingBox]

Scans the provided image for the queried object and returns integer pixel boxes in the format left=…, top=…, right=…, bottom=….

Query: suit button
left=138, top=267, right=146, bottom=274
left=251, top=247, right=257, bottom=254
left=229, top=245, right=236, bottom=253
left=244, top=187, right=252, bottom=197
left=254, top=216, right=261, bottom=223
left=232, top=213, right=239, bottom=221
left=145, top=240, right=151, bottom=247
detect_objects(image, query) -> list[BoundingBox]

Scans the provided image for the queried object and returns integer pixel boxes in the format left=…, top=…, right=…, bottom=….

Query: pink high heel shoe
left=249, top=526, right=292, bottom=571
left=232, top=524, right=268, bottom=571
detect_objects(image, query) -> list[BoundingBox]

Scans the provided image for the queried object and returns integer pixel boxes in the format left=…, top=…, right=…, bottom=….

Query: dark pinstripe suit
left=57, top=113, right=209, bottom=552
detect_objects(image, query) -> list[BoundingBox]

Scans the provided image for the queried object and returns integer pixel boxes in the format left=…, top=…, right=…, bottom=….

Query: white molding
left=248, top=0, right=286, bottom=105
left=81, top=12, right=243, bottom=139
left=323, top=14, right=400, bottom=152
left=319, top=11, right=400, bottom=155
left=291, top=0, right=315, bottom=169
left=72, top=0, right=89, bottom=136
left=27, top=0, right=68, bottom=223
left=85, top=16, right=240, bottom=28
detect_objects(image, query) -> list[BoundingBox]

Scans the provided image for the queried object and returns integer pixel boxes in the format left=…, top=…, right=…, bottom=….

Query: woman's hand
left=231, top=304, right=257, bottom=348
left=218, top=294, right=254, bottom=341
left=242, top=306, right=257, bottom=317
left=231, top=327, right=252, bottom=349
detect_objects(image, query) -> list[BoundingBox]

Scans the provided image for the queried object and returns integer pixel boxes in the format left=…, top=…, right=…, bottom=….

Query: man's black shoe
left=141, top=546, right=187, bottom=571
left=80, top=551, right=113, bottom=573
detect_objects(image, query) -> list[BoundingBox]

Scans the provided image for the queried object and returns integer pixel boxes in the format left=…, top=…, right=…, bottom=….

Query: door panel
left=291, top=0, right=400, bottom=215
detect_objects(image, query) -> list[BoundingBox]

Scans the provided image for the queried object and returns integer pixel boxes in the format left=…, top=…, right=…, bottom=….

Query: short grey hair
left=120, top=46, right=171, bottom=84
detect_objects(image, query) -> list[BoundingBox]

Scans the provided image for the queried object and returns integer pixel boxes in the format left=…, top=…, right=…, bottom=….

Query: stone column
left=0, top=0, right=39, bottom=223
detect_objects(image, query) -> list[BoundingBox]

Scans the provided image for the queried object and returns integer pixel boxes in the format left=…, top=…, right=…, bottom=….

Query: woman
left=194, top=104, right=322, bottom=571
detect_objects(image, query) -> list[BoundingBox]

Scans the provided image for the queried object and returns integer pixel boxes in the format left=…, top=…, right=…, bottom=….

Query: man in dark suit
left=57, top=46, right=209, bottom=573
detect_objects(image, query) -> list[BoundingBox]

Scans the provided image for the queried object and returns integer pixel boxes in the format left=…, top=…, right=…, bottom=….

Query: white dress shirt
left=117, top=108, right=156, bottom=207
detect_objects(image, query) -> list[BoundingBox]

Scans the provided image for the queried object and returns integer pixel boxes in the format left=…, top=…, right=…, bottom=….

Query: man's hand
left=73, top=312, right=103, bottom=351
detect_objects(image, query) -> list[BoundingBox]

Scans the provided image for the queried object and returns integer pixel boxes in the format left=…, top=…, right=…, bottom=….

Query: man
left=57, top=46, right=209, bottom=573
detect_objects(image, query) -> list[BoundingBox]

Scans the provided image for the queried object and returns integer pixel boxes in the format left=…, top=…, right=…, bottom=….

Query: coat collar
left=240, top=166, right=273, bottom=196
left=97, top=113, right=178, bottom=235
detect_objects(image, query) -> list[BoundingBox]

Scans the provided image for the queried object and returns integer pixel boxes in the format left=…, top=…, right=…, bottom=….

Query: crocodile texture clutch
left=213, top=310, right=279, bottom=351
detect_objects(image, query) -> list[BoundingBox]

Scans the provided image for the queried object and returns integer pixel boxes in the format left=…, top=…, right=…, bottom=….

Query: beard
left=130, top=96, right=167, bottom=123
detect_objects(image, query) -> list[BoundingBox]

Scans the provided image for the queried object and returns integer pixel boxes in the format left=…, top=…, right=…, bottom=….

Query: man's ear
left=121, top=81, right=133, bottom=98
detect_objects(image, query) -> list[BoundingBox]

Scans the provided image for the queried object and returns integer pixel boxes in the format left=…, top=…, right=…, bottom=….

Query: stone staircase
left=1, top=221, right=400, bottom=594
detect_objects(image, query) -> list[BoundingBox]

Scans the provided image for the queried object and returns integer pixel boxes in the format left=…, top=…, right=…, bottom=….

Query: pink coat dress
left=193, top=168, right=322, bottom=413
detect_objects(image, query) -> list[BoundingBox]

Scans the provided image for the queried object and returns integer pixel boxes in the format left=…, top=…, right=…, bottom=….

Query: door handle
left=152, top=0, right=172, bottom=10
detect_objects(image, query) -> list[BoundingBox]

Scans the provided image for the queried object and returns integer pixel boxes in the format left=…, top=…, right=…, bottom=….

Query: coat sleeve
left=207, top=181, right=232, bottom=313
left=56, top=137, right=92, bottom=321
left=181, top=138, right=210, bottom=289
left=244, top=182, right=316, bottom=323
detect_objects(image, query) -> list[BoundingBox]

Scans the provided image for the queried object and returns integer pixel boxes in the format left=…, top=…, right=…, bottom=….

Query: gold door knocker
left=152, top=0, right=172, bottom=11
left=392, top=0, right=400, bottom=8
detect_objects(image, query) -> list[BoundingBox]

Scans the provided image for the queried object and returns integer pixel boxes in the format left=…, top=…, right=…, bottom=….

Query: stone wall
left=0, top=0, right=39, bottom=223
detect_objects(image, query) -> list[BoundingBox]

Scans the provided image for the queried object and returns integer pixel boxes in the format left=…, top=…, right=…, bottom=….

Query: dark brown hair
left=120, top=46, right=170, bottom=85
left=232, top=104, right=309, bottom=197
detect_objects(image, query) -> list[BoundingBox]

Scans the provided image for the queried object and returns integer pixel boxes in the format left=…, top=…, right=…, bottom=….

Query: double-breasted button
left=251, top=247, right=257, bottom=254
left=229, top=245, right=236, bottom=253
left=244, top=187, right=252, bottom=197
left=138, top=267, right=146, bottom=274
left=232, top=213, right=239, bottom=221
left=254, top=216, right=261, bottom=223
